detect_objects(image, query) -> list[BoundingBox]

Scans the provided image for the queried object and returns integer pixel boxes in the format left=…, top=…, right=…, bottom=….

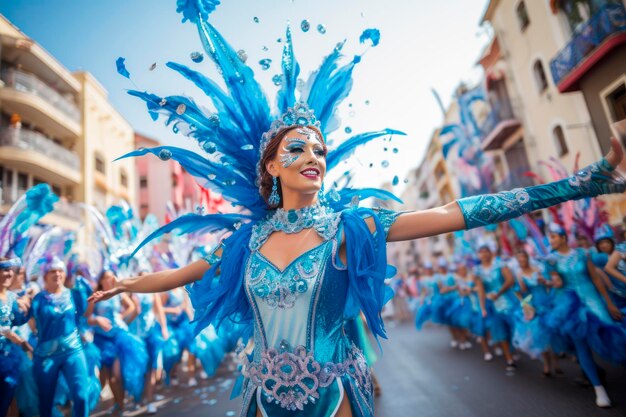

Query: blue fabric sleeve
left=457, top=158, right=626, bottom=230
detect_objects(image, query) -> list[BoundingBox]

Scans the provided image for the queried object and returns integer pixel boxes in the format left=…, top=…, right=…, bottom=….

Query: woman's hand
left=88, top=279, right=124, bottom=303
left=607, top=303, right=623, bottom=321
left=16, top=296, right=31, bottom=313
left=605, top=137, right=624, bottom=169
left=94, top=316, right=113, bottom=332
left=161, top=327, right=170, bottom=340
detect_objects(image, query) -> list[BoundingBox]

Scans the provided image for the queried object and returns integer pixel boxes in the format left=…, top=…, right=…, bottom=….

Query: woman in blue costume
left=474, top=245, right=519, bottom=371
left=414, top=262, right=437, bottom=329
left=161, top=287, right=199, bottom=386
left=450, top=260, right=487, bottom=354
left=543, top=223, right=626, bottom=407
left=88, top=269, right=147, bottom=415
left=129, top=271, right=169, bottom=414
left=433, top=259, right=464, bottom=349
left=603, top=238, right=626, bottom=310
left=510, top=250, right=556, bottom=376
left=25, top=257, right=92, bottom=417
left=89, top=2, right=626, bottom=415
left=0, top=257, right=32, bottom=417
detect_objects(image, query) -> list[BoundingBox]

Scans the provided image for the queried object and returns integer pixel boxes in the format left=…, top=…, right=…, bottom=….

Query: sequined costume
left=543, top=249, right=626, bottom=367
left=116, top=1, right=626, bottom=415
left=92, top=296, right=148, bottom=400
left=30, top=288, right=90, bottom=417
left=0, top=290, right=29, bottom=416
left=474, top=260, right=518, bottom=344
left=607, top=242, right=626, bottom=309
left=129, top=293, right=164, bottom=371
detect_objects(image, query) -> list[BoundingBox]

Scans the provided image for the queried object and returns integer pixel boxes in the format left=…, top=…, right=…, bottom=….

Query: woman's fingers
left=605, top=137, right=624, bottom=169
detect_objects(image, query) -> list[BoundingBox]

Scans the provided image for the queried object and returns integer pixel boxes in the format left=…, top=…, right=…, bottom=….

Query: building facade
left=0, top=15, right=136, bottom=229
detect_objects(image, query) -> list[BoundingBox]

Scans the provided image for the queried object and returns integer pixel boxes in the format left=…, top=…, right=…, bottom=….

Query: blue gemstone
left=287, top=210, right=298, bottom=223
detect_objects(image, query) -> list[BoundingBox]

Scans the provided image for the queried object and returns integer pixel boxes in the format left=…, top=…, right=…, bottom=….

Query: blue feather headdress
left=118, top=2, right=404, bottom=251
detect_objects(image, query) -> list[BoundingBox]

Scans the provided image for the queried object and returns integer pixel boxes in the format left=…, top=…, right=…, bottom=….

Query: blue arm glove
left=458, top=158, right=626, bottom=230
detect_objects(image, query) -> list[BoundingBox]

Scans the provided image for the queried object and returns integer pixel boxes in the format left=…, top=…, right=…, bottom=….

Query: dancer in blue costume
left=90, top=2, right=626, bottom=415
left=604, top=238, right=626, bottom=310
left=543, top=223, right=626, bottom=407
left=450, top=260, right=488, bottom=355
left=510, top=250, right=556, bottom=376
left=432, top=259, right=464, bottom=348
left=27, top=257, right=91, bottom=417
left=0, top=258, right=32, bottom=417
left=129, top=272, right=169, bottom=414
left=474, top=245, right=519, bottom=371
left=414, top=262, right=437, bottom=329
left=88, top=269, right=147, bottom=414
left=161, top=287, right=199, bottom=386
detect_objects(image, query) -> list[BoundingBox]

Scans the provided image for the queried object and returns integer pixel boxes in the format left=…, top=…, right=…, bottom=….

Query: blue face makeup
left=278, top=128, right=325, bottom=168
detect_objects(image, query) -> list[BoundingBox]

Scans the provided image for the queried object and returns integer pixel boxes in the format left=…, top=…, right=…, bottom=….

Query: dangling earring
left=269, top=176, right=280, bottom=206
left=319, top=182, right=326, bottom=204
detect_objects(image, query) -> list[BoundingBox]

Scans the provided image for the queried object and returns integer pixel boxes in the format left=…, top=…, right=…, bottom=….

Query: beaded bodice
left=0, top=291, right=19, bottom=336
left=132, top=293, right=156, bottom=336
left=546, top=249, right=611, bottom=322
left=93, top=296, right=127, bottom=334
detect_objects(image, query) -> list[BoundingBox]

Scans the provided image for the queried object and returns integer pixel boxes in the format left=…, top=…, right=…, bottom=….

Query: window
left=533, top=60, right=549, bottom=93
left=139, top=176, right=148, bottom=189
left=17, top=172, right=28, bottom=191
left=553, top=125, right=569, bottom=157
left=607, top=83, right=626, bottom=122
left=95, top=153, right=106, bottom=174
left=516, top=1, right=530, bottom=31
left=120, top=169, right=128, bottom=188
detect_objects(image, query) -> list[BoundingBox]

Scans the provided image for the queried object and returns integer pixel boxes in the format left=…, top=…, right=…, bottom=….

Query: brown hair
left=258, top=126, right=326, bottom=208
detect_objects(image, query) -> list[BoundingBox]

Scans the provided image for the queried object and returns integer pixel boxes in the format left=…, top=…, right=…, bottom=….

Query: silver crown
left=256, top=102, right=321, bottom=187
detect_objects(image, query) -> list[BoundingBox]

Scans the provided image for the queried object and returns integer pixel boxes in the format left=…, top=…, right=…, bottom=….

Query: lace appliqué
left=371, top=207, right=401, bottom=237
left=249, top=205, right=341, bottom=251
left=247, top=245, right=324, bottom=309
left=243, top=343, right=371, bottom=411
left=568, top=158, right=626, bottom=195
left=461, top=188, right=531, bottom=229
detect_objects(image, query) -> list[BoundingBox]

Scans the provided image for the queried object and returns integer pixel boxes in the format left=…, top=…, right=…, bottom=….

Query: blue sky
left=1, top=0, right=490, bottom=191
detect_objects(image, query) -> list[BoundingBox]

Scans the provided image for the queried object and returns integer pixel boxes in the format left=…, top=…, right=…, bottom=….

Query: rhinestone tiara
left=256, top=102, right=322, bottom=187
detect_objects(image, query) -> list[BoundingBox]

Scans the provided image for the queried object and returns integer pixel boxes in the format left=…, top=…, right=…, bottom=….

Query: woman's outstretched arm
left=88, top=259, right=213, bottom=303
left=387, top=138, right=624, bottom=242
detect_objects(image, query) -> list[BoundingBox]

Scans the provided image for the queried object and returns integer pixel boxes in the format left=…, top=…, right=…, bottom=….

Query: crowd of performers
left=0, top=184, right=240, bottom=417
left=393, top=219, right=626, bottom=408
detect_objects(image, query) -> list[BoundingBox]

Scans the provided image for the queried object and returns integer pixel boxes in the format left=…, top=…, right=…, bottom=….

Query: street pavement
left=93, top=322, right=626, bottom=417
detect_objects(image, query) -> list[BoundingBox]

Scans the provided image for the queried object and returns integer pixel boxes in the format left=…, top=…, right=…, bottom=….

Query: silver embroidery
left=247, top=247, right=323, bottom=309
left=242, top=343, right=371, bottom=411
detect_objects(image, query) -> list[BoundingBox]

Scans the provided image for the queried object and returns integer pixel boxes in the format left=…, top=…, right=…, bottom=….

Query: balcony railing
left=550, top=3, right=626, bottom=86
left=0, top=126, right=81, bottom=171
left=0, top=67, right=80, bottom=123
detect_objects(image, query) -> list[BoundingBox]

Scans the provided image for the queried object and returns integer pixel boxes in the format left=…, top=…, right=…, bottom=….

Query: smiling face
left=44, top=268, right=65, bottom=293
left=548, top=232, right=567, bottom=250
left=0, top=268, right=14, bottom=290
left=265, top=127, right=327, bottom=202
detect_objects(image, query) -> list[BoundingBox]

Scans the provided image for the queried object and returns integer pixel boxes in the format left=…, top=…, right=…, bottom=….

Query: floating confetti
left=271, top=74, right=282, bottom=86
left=241, top=144, right=254, bottom=150
left=190, top=51, right=204, bottom=63
left=301, top=19, right=310, bottom=32
left=393, top=148, right=398, bottom=153
left=237, top=49, right=248, bottom=63
left=276, top=37, right=282, bottom=43
left=176, top=103, right=186, bottom=115
left=208, top=114, right=220, bottom=126
left=384, top=147, right=388, bottom=152
left=116, top=57, right=130, bottom=79
left=344, top=127, right=352, bottom=134
left=369, top=163, right=374, bottom=168
left=349, top=110, right=356, bottom=117
left=365, top=99, right=370, bottom=105
left=158, top=149, right=172, bottom=161
left=258, top=59, right=272, bottom=70
left=203, top=142, right=217, bottom=154
left=262, top=46, right=269, bottom=51
left=253, top=16, right=259, bottom=23
left=149, top=62, right=157, bottom=71
left=392, top=175, right=399, bottom=186
left=404, top=178, right=409, bottom=184
left=348, top=103, right=353, bottom=107
left=381, top=160, right=389, bottom=168
left=317, top=24, right=327, bottom=34
left=359, top=28, right=381, bottom=47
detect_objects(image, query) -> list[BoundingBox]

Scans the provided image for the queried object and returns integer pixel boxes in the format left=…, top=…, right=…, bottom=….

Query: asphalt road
left=93, top=322, right=626, bottom=417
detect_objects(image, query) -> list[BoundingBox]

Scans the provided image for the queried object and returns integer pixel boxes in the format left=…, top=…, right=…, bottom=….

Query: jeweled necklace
left=249, top=204, right=341, bottom=251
